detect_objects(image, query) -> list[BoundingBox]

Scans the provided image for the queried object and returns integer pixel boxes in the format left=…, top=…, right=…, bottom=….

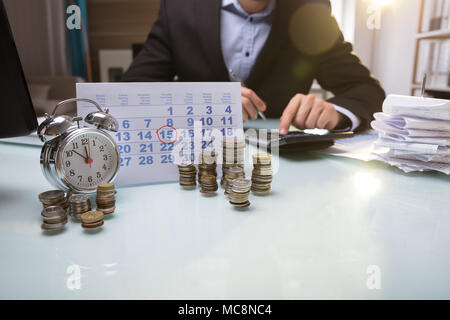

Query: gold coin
left=80, top=210, right=104, bottom=224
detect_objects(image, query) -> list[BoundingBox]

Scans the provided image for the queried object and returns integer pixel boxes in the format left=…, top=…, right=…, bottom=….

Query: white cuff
left=332, top=104, right=361, bottom=131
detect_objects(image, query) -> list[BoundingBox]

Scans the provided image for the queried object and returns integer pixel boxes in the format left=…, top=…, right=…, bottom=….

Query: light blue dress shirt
left=220, top=0, right=360, bottom=130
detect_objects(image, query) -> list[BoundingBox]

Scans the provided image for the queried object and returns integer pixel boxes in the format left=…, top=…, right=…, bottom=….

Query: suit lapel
left=246, top=1, right=290, bottom=89
left=195, top=0, right=229, bottom=81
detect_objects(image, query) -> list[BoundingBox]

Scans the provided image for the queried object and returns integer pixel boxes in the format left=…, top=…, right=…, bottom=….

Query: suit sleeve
left=121, top=0, right=174, bottom=81
left=315, top=34, right=386, bottom=131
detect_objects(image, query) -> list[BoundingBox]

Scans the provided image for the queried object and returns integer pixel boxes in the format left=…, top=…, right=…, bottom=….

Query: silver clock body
left=40, top=127, right=120, bottom=193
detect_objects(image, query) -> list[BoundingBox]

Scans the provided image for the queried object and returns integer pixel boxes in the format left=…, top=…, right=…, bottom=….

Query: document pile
left=371, top=95, right=450, bottom=175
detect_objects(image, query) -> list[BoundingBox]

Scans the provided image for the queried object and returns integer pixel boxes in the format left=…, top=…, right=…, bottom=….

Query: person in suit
left=122, top=0, right=386, bottom=133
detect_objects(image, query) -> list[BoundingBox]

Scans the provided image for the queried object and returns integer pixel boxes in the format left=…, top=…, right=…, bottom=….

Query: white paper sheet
left=77, top=82, right=243, bottom=187
left=383, top=94, right=450, bottom=120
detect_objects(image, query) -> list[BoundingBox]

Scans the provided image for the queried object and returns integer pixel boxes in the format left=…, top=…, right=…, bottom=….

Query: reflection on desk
left=0, top=120, right=449, bottom=299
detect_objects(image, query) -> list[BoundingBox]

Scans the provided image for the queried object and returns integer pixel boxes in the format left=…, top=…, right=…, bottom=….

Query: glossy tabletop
left=0, top=120, right=449, bottom=299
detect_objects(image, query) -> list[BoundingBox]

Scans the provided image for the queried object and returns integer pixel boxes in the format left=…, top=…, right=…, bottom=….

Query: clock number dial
left=60, top=131, right=118, bottom=190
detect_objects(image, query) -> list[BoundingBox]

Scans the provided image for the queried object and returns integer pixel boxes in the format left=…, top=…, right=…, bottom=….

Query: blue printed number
left=225, top=105, right=232, bottom=114
left=139, top=143, right=153, bottom=153
left=220, top=128, right=234, bottom=136
left=116, top=132, right=130, bottom=141
left=138, top=131, right=152, bottom=140
left=144, top=119, right=152, bottom=128
left=221, top=116, right=232, bottom=125
left=200, top=117, right=213, bottom=126
left=139, top=156, right=154, bottom=165
left=202, top=140, right=213, bottom=149
left=206, top=106, right=212, bottom=114
left=118, top=144, right=131, bottom=154
left=161, top=154, right=174, bottom=164
left=187, top=118, right=194, bottom=126
left=120, top=157, right=131, bottom=167
left=122, top=120, right=130, bottom=129
left=160, top=143, right=174, bottom=152
left=166, top=118, right=173, bottom=126
left=186, top=106, right=193, bottom=115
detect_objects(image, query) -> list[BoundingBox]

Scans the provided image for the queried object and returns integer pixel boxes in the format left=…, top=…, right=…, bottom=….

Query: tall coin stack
left=69, top=194, right=91, bottom=219
left=251, top=153, right=273, bottom=195
left=198, top=151, right=217, bottom=186
left=221, top=137, right=245, bottom=187
left=178, top=163, right=197, bottom=189
left=41, top=206, right=68, bottom=231
left=38, top=190, right=68, bottom=210
left=228, top=178, right=251, bottom=209
left=96, top=183, right=116, bottom=215
left=199, top=174, right=218, bottom=195
left=223, top=166, right=245, bottom=195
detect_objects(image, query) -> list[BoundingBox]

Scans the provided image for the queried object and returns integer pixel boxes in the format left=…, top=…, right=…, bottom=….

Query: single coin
left=69, top=194, right=90, bottom=205
left=41, top=221, right=67, bottom=231
left=80, top=210, right=104, bottom=224
left=39, top=190, right=65, bottom=202
left=97, top=183, right=115, bottom=192
left=41, top=206, right=66, bottom=218
left=82, top=220, right=104, bottom=229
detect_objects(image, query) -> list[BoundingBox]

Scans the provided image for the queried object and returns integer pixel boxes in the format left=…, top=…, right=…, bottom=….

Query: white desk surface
left=0, top=120, right=449, bottom=299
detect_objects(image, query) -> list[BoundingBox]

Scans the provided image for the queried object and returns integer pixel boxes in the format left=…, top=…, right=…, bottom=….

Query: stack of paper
left=371, top=95, right=450, bottom=175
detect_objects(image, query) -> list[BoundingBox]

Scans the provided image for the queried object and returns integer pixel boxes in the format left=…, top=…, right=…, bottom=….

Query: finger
left=304, top=99, right=325, bottom=129
left=293, top=94, right=315, bottom=129
left=279, top=94, right=303, bottom=135
left=242, top=87, right=266, bottom=112
left=242, top=107, right=249, bottom=122
left=317, top=108, right=338, bottom=130
left=242, top=96, right=258, bottom=120
left=316, top=109, right=333, bottom=129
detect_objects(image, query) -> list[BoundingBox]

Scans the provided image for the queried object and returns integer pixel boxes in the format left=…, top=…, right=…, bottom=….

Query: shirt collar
left=222, top=0, right=276, bottom=20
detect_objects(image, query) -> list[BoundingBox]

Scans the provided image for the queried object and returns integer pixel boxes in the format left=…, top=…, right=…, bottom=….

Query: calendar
left=76, top=82, right=243, bottom=187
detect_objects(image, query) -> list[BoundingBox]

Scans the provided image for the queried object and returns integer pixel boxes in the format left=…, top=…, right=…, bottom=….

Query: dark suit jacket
left=122, top=0, right=386, bottom=131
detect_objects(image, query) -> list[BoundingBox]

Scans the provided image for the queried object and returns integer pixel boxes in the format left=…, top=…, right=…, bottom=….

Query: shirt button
left=245, top=52, right=250, bottom=57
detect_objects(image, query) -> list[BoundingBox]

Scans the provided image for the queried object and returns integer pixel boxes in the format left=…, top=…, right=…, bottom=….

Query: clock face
left=59, top=131, right=119, bottom=190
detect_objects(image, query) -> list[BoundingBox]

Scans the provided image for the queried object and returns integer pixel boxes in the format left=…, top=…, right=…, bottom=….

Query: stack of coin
left=96, top=183, right=116, bottom=215
left=199, top=174, right=218, bottom=195
left=222, top=137, right=245, bottom=165
left=251, top=153, right=273, bottom=195
left=223, top=166, right=245, bottom=195
left=38, top=190, right=68, bottom=210
left=228, top=178, right=251, bottom=209
left=41, top=206, right=68, bottom=231
left=221, top=137, right=245, bottom=186
left=80, top=210, right=104, bottom=229
left=69, top=194, right=91, bottom=219
left=178, top=164, right=197, bottom=189
left=198, top=151, right=217, bottom=185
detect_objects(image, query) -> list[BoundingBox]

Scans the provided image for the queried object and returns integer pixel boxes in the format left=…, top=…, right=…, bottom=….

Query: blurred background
left=3, top=0, right=449, bottom=116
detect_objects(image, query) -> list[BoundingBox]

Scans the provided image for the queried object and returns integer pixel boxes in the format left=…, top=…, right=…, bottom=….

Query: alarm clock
left=38, top=98, right=120, bottom=193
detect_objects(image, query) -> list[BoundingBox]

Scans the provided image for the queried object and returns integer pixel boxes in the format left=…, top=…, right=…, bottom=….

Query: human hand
left=279, top=94, right=346, bottom=135
left=241, top=87, right=266, bottom=122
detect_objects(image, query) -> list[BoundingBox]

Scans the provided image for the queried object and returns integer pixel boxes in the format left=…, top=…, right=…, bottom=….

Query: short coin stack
left=251, top=154, right=273, bottom=195
left=198, top=151, right=217, bottom=186
left=178, top=164, right=197, bottom=189
left=221, top=137, right=245, bottom=187
left=41, top=206, right=68, bottom=231
left=80, top=210, right=104, bottom=229
left=199, top=174, right=218, bottom=195
left=96, top=183, right=116, bottom=215
left=229, top=178, right=251, bottom=209
left=38, top=190, right=68, bottom=210
left=223, top=166, right=245, bottom=195
left=69, top=194, right=91, bottom=219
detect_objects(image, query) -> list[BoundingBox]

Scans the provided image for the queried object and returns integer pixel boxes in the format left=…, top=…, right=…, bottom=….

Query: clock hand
left=72, top=150, right=88, bottom=160
left=86, top=140, right=93, bottom=167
